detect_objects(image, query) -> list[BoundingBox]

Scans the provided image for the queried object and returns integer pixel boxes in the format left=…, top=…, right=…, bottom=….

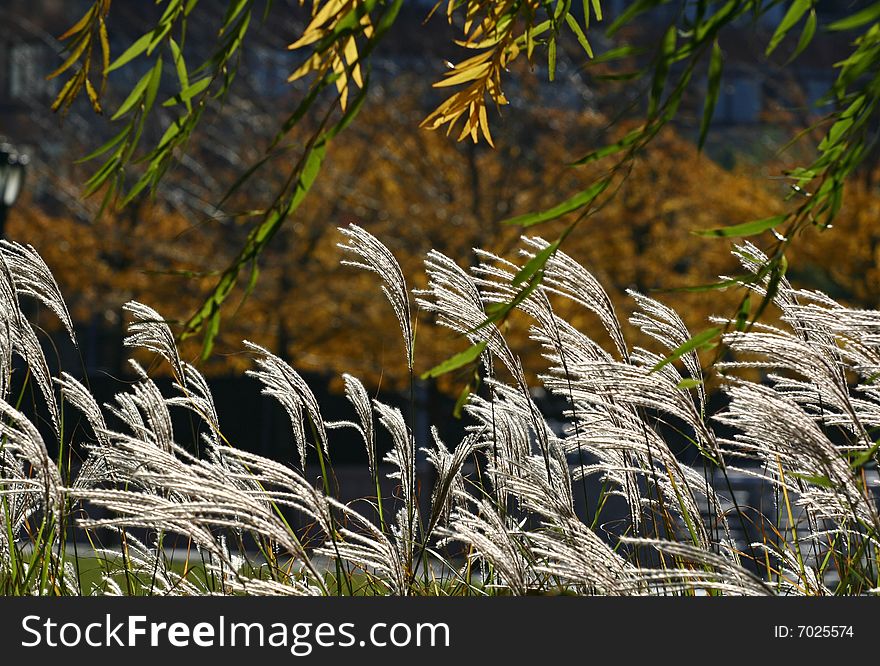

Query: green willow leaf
left=75, top=127, right=129, bottom=163
left=787, top=8, right=817, bottom=63
left=693, top=214, right=788, bottom=238
left=513, top=239, right=561, bottom=286
left=571, top=128, right=641, bottom=164
left=651, top=327, right=721, bottom=372
left=698, top=39, right=723, bottom=150
left=110, top=69, right=151, bottom=120
left=606, top=0, right=664, bottom=37
left=827, top=2, right=880, bottom=31
left=163, top=78, right=212, bottom=107
left=584, top=45, right=644, bottom=65
left=565, top=13, right=593, bottom=57
left=789, top=472, right=834, bottom=489
left=849, top=438, right=880, bottom=470
left=766, top=0, right=811, bottom=56
left=502, top=179, right=609, bottom=227
left=662, top=271, right=766, bottom=293
left=648, top=24, right=677, bottom=118
left=202, top=308, right=222, bottom=362
left=106, top=32, right=152, bottom=73
left=421, top=341, right=488, bottom=380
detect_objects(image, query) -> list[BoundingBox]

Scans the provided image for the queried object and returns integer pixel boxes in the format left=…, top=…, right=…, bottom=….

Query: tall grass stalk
left=0, top=233, right=878, bottom=595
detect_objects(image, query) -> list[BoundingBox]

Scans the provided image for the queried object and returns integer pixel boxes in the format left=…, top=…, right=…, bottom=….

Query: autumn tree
left=0, top=0, right=871, bottom=392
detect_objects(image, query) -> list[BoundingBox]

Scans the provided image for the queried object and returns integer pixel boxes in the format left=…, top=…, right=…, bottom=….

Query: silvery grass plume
left=90, top=532, right=204, bottom=596
left=373, top=399, right=417, bottom=562
left=245, top=340, right=328, bottom=471
left=710, top=243, right=880, bottom=591
left=432, top=237, right=729, bottom=558
left=0, top=241, right=72, bottom=438
left=4, top=226, right=880, bottom=595
left=327, top=373, right=376, bottom=476
left=0, top=240, right=74, bottom=585
left=338, top=224, right=414, bottom=370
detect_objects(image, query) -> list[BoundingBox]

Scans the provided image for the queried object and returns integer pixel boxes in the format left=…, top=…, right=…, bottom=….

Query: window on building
left=716, top=76, right=762, bottom=124
left=7, top=41, right=56, bottom=100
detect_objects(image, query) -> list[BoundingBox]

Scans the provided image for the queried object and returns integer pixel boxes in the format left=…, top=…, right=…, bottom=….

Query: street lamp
left=0, top=143, right=29, bottom=238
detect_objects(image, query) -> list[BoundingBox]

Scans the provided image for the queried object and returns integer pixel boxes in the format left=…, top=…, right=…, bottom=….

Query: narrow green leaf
left=849, top=438, right=880, bottom=470
left=827, top=2, right=880, bottom=31
left=147, top=21, right=173, bottom=56
left=693, top=214, right=788, bottom=238
left=106, top=32, right=152, bottom=73
left=120, top=170, right=154, bottom=207
left=583, top=45, right=644, bottom=66
left=607, top=0, right=663, bottom=37
left=789, top=472, right=834, bottom=488
left=75, top=127, right=129, bottom=163
left=735, top=293, right=751, bottom=332
left=163, top=77, right=212, bottom=107
left=453, top=380, right=473, bottom=419
left=648, top=24, right=677, bottom=118
left=503, top=179, right=608, bottom=227
left=154, top=116, right=188, bottom=153
left=110, top=69, right=151, bottom=120
left=652, top=327, right=721, bottom=372
left=184, top=139, right=331, bottom=342
left=421, top=341, right=488, bottom=379
left=676, top=378, right=704, bottom=389
left=594, top=70, right=643, bottom=82
left=221, top=0, right=252, bottom=34
left=201, top=308, right=222, bottom=362
left=571, top=128, right=641, bottom=165
left=513, top=239, right=561, bottom=286
left=787, top=8, right=816, bottom=63
left=663, top=271, right=766, bottom=293
left=548, top=37, right=557, bottom=81
left=143, top=57, right=164, bottom=112
left=168, top=37, right=191, bottom=112
left=698, top=39, right=723, bottom=150
left=766, top=0, right=810, bottom=56
left=476, top=277, right=544, bottom=332
left=565, top=13, right=594, bottom=57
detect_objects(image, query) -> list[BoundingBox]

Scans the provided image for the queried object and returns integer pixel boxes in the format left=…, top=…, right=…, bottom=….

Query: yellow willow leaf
left=292, top=0, right=344, bottom=41
left=287, top=51, right=323, bottom=81
left=433, top=62, right=491, bottom=88
left=85, top=76, right=102, bottom=113
left=58, top=6, right=95, bottom=42
left=342, top=36, right=363, bottom=88
left=468, top=102, right=481, bottom=143
left=50, top=74, right=79, bottom=112
left=485, top=78, right=509, bottom=105
left=289, top=0, right=348, bottom=50
left=288, top=27, right=326, bottom=50
left=449, top=49, right=494, bottom=70
left=362, top=18, right=374, bottom=39
left=311, top=0, right=350, bottom=27
left=47, top=34, right=90, bottom=80
left=469, top=11, right=514, bottom=45
left=99, top=17, right=110, bottom=76
left=478, top=102, right=493, bottom=147
left=456, top=33, right=504, bottom=49
left=332, top=56, right=349, bottom=110
left=456, top=101, right=483, bottom=143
